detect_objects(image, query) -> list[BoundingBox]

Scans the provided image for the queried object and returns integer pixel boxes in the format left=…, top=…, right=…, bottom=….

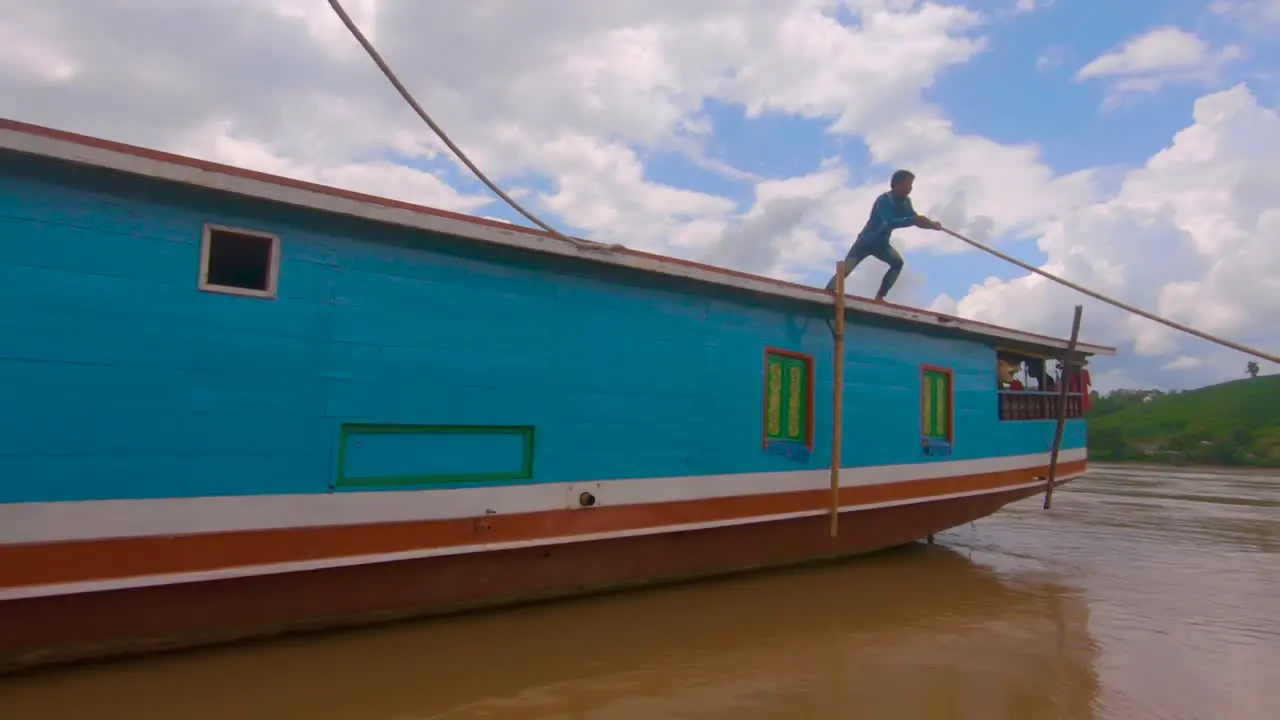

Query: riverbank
left=1086, top=376, right=1280, bottom=467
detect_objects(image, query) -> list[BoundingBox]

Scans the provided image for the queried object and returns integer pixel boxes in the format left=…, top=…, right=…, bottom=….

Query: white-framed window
left=198, top=224, right=281, bottom=299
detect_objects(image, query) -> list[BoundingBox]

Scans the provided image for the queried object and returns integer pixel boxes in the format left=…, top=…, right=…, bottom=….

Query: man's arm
left=875, top=194, right=919, bottom=230
left=903, top=198, right=942, bottom=230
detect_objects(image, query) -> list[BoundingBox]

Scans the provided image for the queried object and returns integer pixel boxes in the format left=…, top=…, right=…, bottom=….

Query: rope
left=327, top=0, right=1276, bottom=364
left=939, top=227, right=1280, bottom=364
left=326, top=0, right=617, bottom=253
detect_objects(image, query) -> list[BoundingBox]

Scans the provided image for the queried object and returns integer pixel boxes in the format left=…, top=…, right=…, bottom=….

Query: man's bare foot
left=872, top=296, right=887, bottom=303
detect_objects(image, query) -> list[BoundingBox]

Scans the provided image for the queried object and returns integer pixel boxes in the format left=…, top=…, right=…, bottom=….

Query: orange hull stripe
left=0, top=461, right=1083, bottom=589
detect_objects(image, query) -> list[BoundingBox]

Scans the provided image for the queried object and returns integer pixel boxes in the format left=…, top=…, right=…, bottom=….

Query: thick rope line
left=940, top=227, right=1279, bottom=364
left=326, top=0, right=614, bottom=253
left=329, top=0, right=1274, bottom=363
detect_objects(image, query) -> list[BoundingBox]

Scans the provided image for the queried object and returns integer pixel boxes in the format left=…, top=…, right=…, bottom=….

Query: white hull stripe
left=0, top=450, right=1087, bottom=545
left=0, top=475, right=1081, bottom=602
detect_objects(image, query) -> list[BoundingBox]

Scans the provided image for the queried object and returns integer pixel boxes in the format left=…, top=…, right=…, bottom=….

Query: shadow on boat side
left=0, top=543, right=1102, bottom=720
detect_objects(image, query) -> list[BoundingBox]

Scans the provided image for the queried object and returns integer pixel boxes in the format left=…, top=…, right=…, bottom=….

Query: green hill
left=1086, top=375, right=1280, bottom=467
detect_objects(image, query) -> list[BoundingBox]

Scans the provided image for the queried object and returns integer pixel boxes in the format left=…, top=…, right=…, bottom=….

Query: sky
left=1, top=0, right=1278, bottom=393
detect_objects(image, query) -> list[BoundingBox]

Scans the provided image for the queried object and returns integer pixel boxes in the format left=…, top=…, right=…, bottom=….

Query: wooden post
left=830, top=262, right=847, bottom=537
left=1044, top=304, right=1083, bottom=510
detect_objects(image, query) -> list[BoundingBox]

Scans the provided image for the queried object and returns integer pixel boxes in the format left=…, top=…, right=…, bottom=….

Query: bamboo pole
left=830, top=262, right=847, bottom=537
left=1044, top=305, right=1083, bottom=510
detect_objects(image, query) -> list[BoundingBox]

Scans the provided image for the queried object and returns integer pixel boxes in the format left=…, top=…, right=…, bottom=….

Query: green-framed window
left=764, top=349, right=814, bottom=447
left=921, top=366, right=953, bottom=442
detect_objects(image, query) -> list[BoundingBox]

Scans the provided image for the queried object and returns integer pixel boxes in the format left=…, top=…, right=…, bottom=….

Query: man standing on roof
left=825, top=169, right=942, bottom=302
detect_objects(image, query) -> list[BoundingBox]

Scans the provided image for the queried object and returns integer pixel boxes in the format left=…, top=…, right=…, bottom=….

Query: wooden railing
left=998, top=390, right=1084, bottom=421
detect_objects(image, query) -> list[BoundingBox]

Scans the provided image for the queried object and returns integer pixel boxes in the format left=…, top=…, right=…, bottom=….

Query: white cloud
left=0, top=0, right=1275, bottom=393
left=0, top=0, right=980, bottom=263
left=1015, top=0, right=1056, bottom=14
left=702, top=165, right=850, bottom=277
left=1210, top=0, right=1280, bottom=27
left=1036, top=45, right=1065, bottom=72
left=0, top=12, right=76, bottom=82
left=934, top=84, right=1280, bottom=388
left=1162, top=355, right=1205, bottom=371
left=175, top=119, right=492, bottom=212
left=1089, top=368, right=1149, bottom=394
left=842, top=112, right=1099, bottom=256
left=1076, top=27, right=1243, bottom=108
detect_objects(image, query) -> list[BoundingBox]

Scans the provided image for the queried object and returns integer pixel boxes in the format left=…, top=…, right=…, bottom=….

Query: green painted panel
left=765, top=353, right=809, bottom=443
left=923, top=370, right=950, bottom=440
left=923, top=373, right=936, bottom=438
left=785, top=357, right=808, bottom=441
left=335, top=424, right=535, bottom=489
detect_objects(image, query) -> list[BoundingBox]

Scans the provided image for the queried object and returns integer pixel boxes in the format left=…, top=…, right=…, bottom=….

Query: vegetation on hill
left=1086, top=375, right=1280, bottom=467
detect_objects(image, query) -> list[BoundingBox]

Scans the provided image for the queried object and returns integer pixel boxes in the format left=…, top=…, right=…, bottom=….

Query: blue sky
left=403, top=0, right=1276, bottom=392
left=452, top=0, right=1275, bottom=308
left=6, top=0, right=1272, bottom=391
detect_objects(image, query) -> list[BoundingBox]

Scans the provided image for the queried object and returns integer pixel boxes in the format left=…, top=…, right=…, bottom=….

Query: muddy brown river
left=0, top=464, right=1276, bottom=719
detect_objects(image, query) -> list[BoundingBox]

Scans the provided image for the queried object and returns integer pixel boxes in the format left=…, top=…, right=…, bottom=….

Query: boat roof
left=0, top=117, right=1115, bottom=357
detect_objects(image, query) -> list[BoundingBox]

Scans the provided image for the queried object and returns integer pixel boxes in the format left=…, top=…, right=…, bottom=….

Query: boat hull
left=0, top=475, right=1074, bottom=675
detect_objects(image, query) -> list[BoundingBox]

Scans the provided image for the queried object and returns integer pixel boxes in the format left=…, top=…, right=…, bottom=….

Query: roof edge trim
left=0, top=118, right=1116, bottom=357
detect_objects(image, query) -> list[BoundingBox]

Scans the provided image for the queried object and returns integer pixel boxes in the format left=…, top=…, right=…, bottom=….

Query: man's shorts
left=846, top=239, right=903, bottom=265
